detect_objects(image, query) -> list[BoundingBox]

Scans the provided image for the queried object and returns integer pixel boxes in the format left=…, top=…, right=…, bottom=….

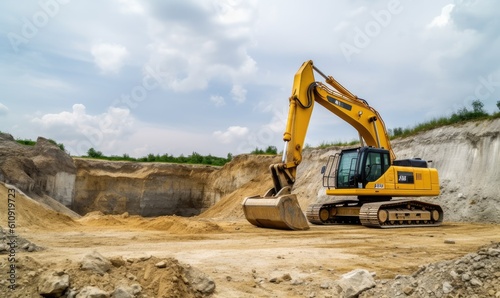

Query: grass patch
left=390, top=100, right=497, bottom=139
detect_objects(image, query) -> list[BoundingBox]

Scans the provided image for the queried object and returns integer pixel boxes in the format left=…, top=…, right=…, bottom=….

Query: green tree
left=496, top=100, right=500, bottom=111
left=87, top=147, right=103, bottom=158
left=265, top=145, right=278, bottom=154
left=190, top=152, right=204, bottom=164
left=471, top=99, right=485, bottom=114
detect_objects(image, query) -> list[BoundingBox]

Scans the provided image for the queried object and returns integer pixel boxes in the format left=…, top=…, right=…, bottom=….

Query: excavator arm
left=283, top=60, right=394, bottom=172
left=272, top=60, right=395, bottom=195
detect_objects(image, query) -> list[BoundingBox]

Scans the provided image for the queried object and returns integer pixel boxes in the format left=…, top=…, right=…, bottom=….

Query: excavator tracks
left=306, top=199, right=362, bottom=225
left=306, top=199, right=443, bottom=228
left=359, top=199, right=443, bottom=228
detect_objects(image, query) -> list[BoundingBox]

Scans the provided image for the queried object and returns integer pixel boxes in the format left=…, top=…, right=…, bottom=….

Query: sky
left=1, top=0, right=499, bottom=158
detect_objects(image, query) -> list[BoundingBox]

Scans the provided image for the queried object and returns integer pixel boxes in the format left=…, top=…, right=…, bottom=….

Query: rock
left=110, top=285, right=135, bottom=298
left=462, top=273, right=471, bottom=281
left=130, top=284, right=141, bottom=295
left=109, top=257, right=126, bottom=268
left=488, top=248, right=500, bottom=256
left=67, top=288, right=79, bottom=298
left=444, top=239, right=456, bottom=244
left=450, top=270, right=459, bottom=280
left=403, top=286, right=414, bottom=295
left=155, top=261, right=167, bottom=268
left=470, top=278, right=483, bottom=287
left=291, top=279, right=304, bottom=285
left=138, top=254, right=152, bottom=262
left=335, top=269, right=375, bottom=298
left=0, top=243, right=8, bottom=252
left=281, top=273, right=292, bottom=281
left=76, top=286, right=109, bottom=298
left=38, top=271, right=70, bottom=297
left=184, top=265, right=216, bottom=295
left=81, top=251, right=112, bottom=275
left=442, top=281, right=453, bottom=294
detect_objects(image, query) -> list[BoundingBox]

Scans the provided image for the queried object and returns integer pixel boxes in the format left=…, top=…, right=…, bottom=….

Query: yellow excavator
left=242, top=60, right=443, bottom=230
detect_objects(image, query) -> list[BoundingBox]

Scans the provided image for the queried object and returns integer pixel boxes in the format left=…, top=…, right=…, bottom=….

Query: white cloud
left=231, top=84, right=247, bottom=103
left=210, top=95, right=225, bottom=107
left=144, top=0, right=258, bottom=92
left=91, top=43, right=129, bottom=74
left=428, top=4, right=455, bottom=28
left=214, top=0, right=255, bottom=25
left=213, top=125, right=249, bottom=144
left=0, top=103, right=8, bottom=116
left=32, top=104, right=135, bottom=155
left=114, top=0, right=145, bottom=14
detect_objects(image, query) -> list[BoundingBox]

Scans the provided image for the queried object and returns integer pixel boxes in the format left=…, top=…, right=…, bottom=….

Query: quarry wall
left=73, top=159, right=216, bottom=216
left=72, top=154, right=277, bottom=217
left=0, top=118, right=498, bottom=222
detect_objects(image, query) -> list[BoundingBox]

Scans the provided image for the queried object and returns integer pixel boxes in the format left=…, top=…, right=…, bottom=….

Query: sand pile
left=0, top=183, right=78, bottom=230
left=199, top=172, right=273, bottom=220
left=78, top=212, right=224, bottom=234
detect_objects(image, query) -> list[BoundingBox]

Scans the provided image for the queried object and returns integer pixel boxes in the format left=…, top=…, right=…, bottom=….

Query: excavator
left=242, top=60, right=443, bottom=230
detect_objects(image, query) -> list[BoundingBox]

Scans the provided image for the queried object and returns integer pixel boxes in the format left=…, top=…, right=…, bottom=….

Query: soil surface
left=6, top=212, right=500, bottom=297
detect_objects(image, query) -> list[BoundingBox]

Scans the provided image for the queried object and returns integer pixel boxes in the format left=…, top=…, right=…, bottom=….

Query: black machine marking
left=397, top=171, right=414, bottom=184
left=327, top=96, right=352, bottom=111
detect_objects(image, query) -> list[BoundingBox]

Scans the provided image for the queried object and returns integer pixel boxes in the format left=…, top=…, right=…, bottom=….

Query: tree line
left=86, top=148, right=233, bottom=166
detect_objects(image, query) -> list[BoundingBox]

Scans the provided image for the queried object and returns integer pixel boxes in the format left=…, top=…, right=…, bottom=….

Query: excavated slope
left=73, top=154, right=278, bottom=217
left=73, top=159, right=217, bottom=216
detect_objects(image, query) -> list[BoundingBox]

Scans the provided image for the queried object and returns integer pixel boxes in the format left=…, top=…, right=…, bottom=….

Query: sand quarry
left=0, top=119, right=499, bottom=297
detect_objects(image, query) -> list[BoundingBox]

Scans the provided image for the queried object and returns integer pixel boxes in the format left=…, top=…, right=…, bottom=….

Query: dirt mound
left=360, top=241, right=500, bottom=297
left=0, top=183, right=78, bottom=230
left=0, top=252, right=214, bottom=298
left=78, top=212, right=224, bottom=234
left=199, top=171, right=273, bottom=220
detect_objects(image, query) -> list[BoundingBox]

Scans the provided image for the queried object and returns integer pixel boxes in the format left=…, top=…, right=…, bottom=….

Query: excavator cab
left=324, top=147, right=391, bottom=190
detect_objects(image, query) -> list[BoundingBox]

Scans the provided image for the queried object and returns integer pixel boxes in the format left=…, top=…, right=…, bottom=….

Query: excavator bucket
left=242, top=190, right=309, bottom=230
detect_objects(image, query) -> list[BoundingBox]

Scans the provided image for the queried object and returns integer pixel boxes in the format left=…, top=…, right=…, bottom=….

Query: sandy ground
left=20, top=218, right=500, bottom=298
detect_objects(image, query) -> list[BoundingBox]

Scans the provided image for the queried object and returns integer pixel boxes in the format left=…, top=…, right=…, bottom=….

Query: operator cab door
left=359, top=148, right=390, bottom=188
